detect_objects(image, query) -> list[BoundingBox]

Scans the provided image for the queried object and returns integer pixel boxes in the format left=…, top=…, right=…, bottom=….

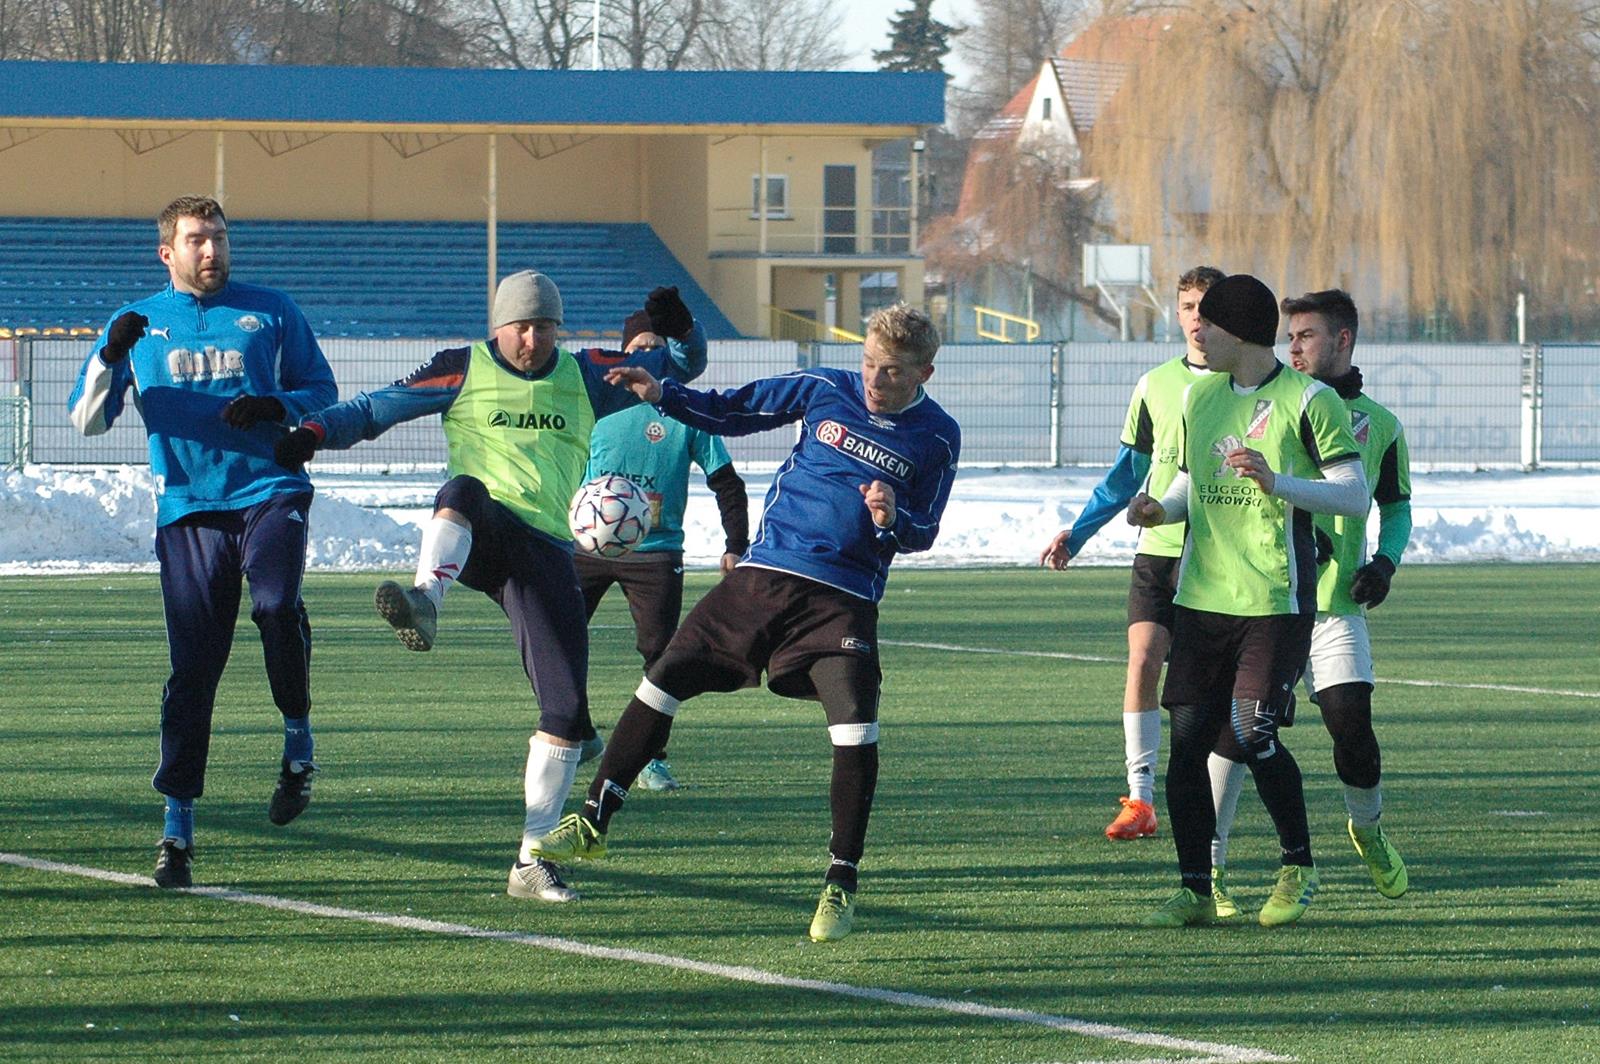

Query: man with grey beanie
left=275, top=272, right=706, bottom=903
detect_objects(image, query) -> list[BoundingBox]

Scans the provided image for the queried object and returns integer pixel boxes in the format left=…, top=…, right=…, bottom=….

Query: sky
left=4, top=465, right=1597, bottom=573
left=838, top=0, right=977, bottom=82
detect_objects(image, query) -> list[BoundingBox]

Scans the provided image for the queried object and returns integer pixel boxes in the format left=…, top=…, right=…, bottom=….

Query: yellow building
left=0, top=61, right=944, bottom=339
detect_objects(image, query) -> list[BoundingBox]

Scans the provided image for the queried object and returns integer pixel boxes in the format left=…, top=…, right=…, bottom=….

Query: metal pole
left=487, top=134, right=498, bottom=334
left=909, top=137, right=921, bottom=254
left=1050, top=341, right=1063, bottom=467
left=592, top=0, right=601, bottom=69
left=758, top=138, right=769, bottom=256
left=214, top=132, right=225, bottom=203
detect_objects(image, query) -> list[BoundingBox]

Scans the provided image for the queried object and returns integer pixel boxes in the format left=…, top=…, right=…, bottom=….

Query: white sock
left=518, top=737, right=580, bottom=863
left=1345, top=783, right=1383, bottom=827
left=1209, top=753, right=1248, bottom=868
left=1123, top=709, right=1161, bottom=803
left=415, top=516, right=472, bottom=609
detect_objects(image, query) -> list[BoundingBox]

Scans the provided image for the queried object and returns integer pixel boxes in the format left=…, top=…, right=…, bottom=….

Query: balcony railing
left=712, top=205, right=913, bottom=256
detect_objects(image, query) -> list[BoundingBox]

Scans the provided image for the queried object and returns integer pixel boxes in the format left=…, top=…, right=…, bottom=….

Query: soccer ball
left=569, top=474, right=653, bottom=558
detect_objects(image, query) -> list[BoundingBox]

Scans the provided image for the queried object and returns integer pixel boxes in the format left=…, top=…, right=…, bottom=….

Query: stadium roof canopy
left=0, top=61, right=945, bottom=136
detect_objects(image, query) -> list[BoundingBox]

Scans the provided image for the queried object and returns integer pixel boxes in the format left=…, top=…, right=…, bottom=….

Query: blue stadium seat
left=0, top=218, right=740, bottom=340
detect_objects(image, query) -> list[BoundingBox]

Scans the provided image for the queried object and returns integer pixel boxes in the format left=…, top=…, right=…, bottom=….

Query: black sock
left=1248, top=745, right=1314, bottom=867
left=1166, top=704, right=1221, bottom=893
left=825, top=743, right=878, bottom=891
left=583, top=696, right=674, bottom=831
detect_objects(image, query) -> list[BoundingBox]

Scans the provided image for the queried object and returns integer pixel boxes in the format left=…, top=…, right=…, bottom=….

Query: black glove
left=222, top=395, right=287, bottom=430
left=644, top=285, right=693, bottom=339
left=101, top=311, right=148, bottom=364
left=274, top=427, right=320, bottom=471
left=1313, top=526, right=1334, bottom=566
left=1349, top=555, right=1396, bottom=608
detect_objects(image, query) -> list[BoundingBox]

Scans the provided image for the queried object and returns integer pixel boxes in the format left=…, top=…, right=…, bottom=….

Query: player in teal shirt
left=576, top=312, right=750, bottom=791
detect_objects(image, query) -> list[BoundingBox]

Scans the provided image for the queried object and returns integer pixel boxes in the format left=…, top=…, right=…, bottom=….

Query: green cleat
left=809, top=883, right=855, bottom=942
left=1258, top=864, right=1320, bottom=927
left=1140, top=887, right=1217, bottom=928
left=1348, top=819, right=1409, bottom=898
left=526, top=813, right=606, bottom=862
left=1211, top=866, right=1243, bottom=920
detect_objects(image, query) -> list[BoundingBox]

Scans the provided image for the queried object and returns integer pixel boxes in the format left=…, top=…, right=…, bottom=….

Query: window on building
left=751, top=174, right=789, bottom=219
left=1042, top=97, right=1052, bottom=121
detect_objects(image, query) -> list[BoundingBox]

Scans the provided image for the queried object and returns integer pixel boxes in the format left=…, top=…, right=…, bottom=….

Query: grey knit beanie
left=493, top=271, right=563, bottom=327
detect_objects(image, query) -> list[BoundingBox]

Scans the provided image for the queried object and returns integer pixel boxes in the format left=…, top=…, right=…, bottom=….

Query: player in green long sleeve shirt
left=1040, top=266, right=1223, bottom=842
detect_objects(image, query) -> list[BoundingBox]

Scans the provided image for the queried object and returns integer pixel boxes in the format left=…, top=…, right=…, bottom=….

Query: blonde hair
left=865, top=302, right=941, bottom=365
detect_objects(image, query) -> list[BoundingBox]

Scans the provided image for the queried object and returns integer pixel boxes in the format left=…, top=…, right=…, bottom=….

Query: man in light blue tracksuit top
left=68, top=195, right=337, bottom=889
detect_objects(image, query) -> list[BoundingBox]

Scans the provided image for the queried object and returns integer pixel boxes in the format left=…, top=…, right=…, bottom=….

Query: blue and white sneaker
left=637, top=758, right=680, bottom=792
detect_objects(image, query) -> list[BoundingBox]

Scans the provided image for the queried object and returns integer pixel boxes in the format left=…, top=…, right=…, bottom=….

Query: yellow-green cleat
left=1211, top=866, right=1243, bottom=920
left=809, top=883, right=855, bottom=942
left=1140, top=887, right=1217, bottom=928
left=527, top=813, right=606, bottom=862
left=1258, top=864, right=1320, bottom=927
left=1348, top=819, right=1409, bottom=898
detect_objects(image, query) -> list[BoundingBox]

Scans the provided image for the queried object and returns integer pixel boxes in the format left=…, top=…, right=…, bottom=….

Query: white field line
left=0, top=852, right=1291, bottom=1064
left=881, top=640, right=1600, bottom=700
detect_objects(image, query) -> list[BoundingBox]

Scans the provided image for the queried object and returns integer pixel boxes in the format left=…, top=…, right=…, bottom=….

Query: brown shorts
left=1126, top=553, right=1182, bottom=629
left=1161, top=606, right=1313, bottom=713
left=651, top=565, right=880, bottom=701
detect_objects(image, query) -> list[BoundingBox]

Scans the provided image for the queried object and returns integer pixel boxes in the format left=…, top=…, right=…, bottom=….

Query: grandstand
left=0, top=61, right=944, bottom=341
left=0, top=216, right=738, bottom=341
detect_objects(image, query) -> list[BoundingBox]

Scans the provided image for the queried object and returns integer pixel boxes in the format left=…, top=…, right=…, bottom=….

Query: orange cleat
left=1105, top=797, right=1158, bottom=840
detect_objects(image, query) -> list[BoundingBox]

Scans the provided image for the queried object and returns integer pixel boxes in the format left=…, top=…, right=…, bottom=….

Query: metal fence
left=8, top=337, right=1595, bottom=470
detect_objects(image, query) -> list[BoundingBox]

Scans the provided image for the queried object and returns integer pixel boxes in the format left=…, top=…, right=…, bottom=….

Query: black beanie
left=1198, top=274, right=1279, bottom=347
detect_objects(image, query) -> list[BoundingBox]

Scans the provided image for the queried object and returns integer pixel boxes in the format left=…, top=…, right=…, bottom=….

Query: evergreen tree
left=872, top=0, right=959, bottom=77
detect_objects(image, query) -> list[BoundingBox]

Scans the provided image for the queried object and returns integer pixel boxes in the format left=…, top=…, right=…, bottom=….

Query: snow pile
left=2, top=464, right=1595, bottom=573
left=0, top=466, right=416, bottom=573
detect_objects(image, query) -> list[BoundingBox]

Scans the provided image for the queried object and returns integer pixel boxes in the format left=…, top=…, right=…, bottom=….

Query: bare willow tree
left=17, top=0, right=252, bottom=62
left=6, top=0, right=476, bottom=64
left=952, top=0, right=1089, bottom=127
left=691, top=0, right=850, bottom=70
left=1091, top=0, right=1600, bottom=339
left=603, top=0, right=704, bottom=69
left=468, top=0, right=590, bottom=68
left=923, top=143, right=1111, bottom=326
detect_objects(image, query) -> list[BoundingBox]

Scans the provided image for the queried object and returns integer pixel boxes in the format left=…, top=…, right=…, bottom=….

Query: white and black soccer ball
left=569, top=474, right=653, bottom=558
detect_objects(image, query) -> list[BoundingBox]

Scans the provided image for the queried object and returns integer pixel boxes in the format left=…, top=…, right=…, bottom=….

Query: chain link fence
left=10, top=337, right=1596, bottom=471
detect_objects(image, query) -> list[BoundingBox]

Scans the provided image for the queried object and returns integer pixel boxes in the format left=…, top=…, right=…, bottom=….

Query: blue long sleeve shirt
left=68, top=281, right=337, bottom=526
left=655, top=367, right=960, bottom=602
left=1064, top=444, right=1151, bottom=557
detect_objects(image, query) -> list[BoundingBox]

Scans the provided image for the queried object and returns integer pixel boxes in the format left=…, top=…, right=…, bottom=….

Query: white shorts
left=1303, top=612, right=1375, bottom=698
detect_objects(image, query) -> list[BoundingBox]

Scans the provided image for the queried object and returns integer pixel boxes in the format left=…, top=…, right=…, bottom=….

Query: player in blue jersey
left=527, top=302, right=961, bottom=942
left=574, top=310, right=750, bottom=792
left=274, top=275, right=706, bottom=904
left=67, top=195, right=338, bottom=889
left=1040, top=266, right=1223, bottom=842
